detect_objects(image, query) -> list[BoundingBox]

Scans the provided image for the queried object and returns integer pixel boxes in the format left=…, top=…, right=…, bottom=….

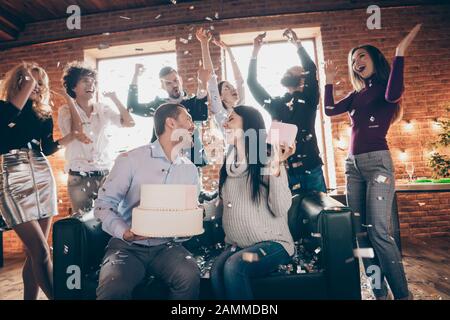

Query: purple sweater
left=324, top=56, right=404, bottom=155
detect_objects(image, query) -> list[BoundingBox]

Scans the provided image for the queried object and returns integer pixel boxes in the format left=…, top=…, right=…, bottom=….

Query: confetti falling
left=375, top=175, right=388, bottom=183
left=155, top=14, right=162, bottom=19
left=370, top=116, right=375, bottom=122
left=179, top=37, right=189, bottom=44
left=119, top=16, right=131, bottom=20
left=8, top=123, right=16, bottom=128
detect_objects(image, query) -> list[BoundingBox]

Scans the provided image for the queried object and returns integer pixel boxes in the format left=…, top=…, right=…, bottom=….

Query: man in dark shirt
left=127, top=64, right=210, bottom=167
left=247, top=29, right=326, bottom=195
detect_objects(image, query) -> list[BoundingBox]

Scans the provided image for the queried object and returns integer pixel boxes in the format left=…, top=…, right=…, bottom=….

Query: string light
left=58, top=171, right=68, bottom=185
left=336, top=138, right=347, bottom=150
left=346, top=126, right=352, bottom=136
left=432, top=118, right=441, bottom=131
left=404, top=120, right=414, bottom=131
left=399, top=149, right=408, bottom=162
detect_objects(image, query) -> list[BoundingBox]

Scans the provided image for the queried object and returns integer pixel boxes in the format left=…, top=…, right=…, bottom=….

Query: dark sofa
left=52, top=191, right=361, bottom=300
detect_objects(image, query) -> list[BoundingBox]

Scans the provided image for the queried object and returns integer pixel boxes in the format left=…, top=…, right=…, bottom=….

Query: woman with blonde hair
left=324, top=24, right=421, bottom=300
left=0, top=62, right=76, bottom=299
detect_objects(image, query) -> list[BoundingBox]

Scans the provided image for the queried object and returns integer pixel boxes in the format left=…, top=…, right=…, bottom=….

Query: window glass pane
left=97, top=52, right=176, bottom=156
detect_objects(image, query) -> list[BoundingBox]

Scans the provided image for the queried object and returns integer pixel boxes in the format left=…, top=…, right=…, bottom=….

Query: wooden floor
left=1, top=237, right=449, bottom=300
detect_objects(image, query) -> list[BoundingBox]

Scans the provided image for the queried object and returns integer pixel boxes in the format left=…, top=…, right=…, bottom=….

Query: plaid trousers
left=345, top=150, right=409, bottom=299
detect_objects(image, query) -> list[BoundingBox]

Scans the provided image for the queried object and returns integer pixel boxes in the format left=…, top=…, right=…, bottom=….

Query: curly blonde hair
left=0, top=62, right=52, bottom=119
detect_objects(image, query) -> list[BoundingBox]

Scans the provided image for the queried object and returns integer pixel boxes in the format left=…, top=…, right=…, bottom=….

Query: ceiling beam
left=0, top=5, right=24, bottom=40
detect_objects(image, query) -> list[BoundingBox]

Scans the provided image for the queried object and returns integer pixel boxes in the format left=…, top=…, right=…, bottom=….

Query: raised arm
left=323, top=59, right=355, bottom=116
left=103, top=91, right=135, bottom=127
left=1, top=66, right=36, bottom=128
left=284, top=28, right=319, bottom=105
left=213, top=39, right=245, bottom=105
left=195, top=27, right=224, bottom=118
left=247, top=32, right=273, bottom=107
left=127, top=64, right=159, bottom=117
left=9, top=66, right=36, bottom=111
left=386, top=24, right=421, bottom=103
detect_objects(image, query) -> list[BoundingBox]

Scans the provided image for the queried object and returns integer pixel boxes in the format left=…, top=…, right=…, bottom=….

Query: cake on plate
left=131, top=184, right=204, bottom=237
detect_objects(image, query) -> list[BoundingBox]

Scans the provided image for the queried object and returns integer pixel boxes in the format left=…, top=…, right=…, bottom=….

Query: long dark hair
left=348, top=44, right=402, bottom=123
left=218, top=105, right=269, bottom=202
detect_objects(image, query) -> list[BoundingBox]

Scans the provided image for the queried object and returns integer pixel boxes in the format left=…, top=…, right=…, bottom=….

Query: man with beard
left=127, top=64, right=210, bottom=167
left=247, top=29, right=326, bottom=195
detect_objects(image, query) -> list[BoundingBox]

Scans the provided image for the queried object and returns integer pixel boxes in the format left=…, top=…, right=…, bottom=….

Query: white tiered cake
left=131, top=184, right=204, bottom=237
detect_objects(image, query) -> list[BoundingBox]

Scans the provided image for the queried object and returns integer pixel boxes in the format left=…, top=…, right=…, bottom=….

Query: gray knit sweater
left=205, top=156, right=295, bottom=256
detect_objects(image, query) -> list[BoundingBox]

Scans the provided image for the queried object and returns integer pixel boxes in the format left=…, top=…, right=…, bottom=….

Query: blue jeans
left=288, top=165, right=327, bottom=195
left=210, top=241, right=291, bottom=300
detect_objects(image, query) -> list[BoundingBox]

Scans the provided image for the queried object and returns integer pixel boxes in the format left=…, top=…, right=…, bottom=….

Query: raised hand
left=102, top=91, right=117, bottom=100
left=196, top=27, right=212, bottom=43
left=134, top=63, right=145, bottom=77
left=269, top=142, right=296, bottom=176
left=283, top=28, right=299, bottom=44
left=278, top=143, right=296, bottom=163
left=197, top=65, right=213, bottom=84
left=396, top=23, right=422, bottom=56
left=324, top=59, right=338, bottom=85
left=212, top=38, right=228, bottom=50
left=20, top=66, right=37, bottom=87
left=252, top=32, right=266, bottom=57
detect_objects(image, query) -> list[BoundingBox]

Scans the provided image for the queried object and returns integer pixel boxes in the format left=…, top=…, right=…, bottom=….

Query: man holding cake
left=94, top=103, right=202, bottom=300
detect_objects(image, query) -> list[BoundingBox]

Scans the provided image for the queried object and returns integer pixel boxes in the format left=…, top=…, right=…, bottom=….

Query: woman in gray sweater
left=208, top=105, right=295, bottom=300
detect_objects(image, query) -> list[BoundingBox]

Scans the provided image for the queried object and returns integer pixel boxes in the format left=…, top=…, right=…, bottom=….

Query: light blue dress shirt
left=94, top=139, right=199, bottom=247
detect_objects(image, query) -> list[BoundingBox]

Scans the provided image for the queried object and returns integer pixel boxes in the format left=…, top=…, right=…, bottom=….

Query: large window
left=221, top=31, right=335, bottom=187
left=96, top=51, right=177, bottom=157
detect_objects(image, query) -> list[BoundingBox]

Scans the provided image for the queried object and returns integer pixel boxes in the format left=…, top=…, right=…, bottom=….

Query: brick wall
left=398, top=192, right=450, bottom=238
left=1, top=1, right=449, bottom=254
